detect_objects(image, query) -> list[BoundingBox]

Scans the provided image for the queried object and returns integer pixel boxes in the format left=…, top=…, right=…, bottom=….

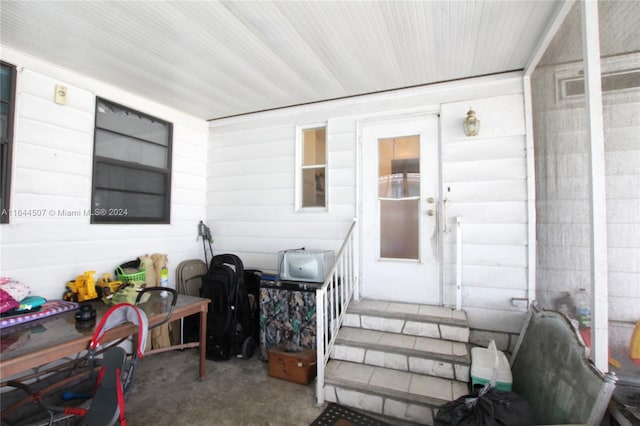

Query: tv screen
left=278, top=249, right=335, bottom=283
left=287, top=256, right=320, bottom=280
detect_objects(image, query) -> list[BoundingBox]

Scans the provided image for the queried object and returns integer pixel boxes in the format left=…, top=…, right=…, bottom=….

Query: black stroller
left=8, top=287, right=176, bottom=426
left=200, top=254, right=258, bottom=361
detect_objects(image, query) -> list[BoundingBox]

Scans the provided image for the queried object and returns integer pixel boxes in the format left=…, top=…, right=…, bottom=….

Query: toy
left=96, top=273, right=124, bottom=299
left=63, top=271, right=99, bottom=302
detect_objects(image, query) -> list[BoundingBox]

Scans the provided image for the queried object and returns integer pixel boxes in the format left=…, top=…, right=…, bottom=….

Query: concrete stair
left=323, top=299, right=472, bottom=425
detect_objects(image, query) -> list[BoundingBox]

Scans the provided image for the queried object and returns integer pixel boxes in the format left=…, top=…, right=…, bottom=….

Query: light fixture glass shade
left=463, top=108, right=480, bottom=137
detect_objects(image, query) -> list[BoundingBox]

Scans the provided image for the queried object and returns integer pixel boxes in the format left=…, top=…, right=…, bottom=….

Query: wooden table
left=0, top=294, right=210, bottom=382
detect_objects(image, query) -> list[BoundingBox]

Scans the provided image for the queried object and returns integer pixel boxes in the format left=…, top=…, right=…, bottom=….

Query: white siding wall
left=441, top=95, right=529, bottom=333
left=209, top=73, right=529, bottom=333
left=0, top=48, right=209, bottom=300
left=207, top=117, right=357, bottom=270
left=533, top=54, right=640, bottom=348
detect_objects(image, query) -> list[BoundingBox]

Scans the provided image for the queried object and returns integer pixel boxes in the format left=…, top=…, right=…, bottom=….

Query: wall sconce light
left=463, top=108, right=480, bottom=137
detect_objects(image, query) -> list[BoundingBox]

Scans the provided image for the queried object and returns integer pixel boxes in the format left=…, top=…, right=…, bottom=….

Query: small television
left=277, top=249, right=336, bottom=283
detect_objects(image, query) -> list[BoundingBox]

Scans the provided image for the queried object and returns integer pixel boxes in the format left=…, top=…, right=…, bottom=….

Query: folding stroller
left=200, top=254, right=257, bottom=361
left=8, top=287, right=176, bottom=426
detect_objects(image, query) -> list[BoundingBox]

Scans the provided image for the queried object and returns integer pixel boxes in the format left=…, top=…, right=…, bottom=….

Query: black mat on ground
left=311, top=403, right=391, bottom=426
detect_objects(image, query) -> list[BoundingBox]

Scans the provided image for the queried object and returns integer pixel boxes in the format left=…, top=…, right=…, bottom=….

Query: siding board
left=20, top=94, right=94, bottom=133
left=444, top=264, right=528, bottom=289
left=441, top=180, right=527, bottom=202
left=442, top=223, right=528, bottom=245
left=16, top=143, right=92, bottom=176
left=443, top=243, right=528, bottom=268
left=18, top=118, right=92, bottom=153
left=14, top=169, right=91, bottom=197
left=444, top=158, right=527, bottom=181
left=208, top=204, right=355, bottom=222
left=443, top=135, right=525, bottom=162
left=445, top=201, right=528, bottom=223
left=210, top=173, right=292, bottom=191
left=209, top=157, right=291, bottom=177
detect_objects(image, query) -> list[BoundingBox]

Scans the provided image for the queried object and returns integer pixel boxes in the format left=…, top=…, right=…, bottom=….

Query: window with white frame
left=296, top=124, right=327, bottom=210
left=0, top=61, right=16, bottom=224
left=91, top=98, right=172, bottom=223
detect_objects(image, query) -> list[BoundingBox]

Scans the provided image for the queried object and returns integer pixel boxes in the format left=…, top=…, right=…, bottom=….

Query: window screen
left=91, top=98, right=172, bottom=223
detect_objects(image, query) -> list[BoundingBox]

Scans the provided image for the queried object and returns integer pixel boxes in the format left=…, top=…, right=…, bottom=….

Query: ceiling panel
left=0, top=1, right=563, bottom=120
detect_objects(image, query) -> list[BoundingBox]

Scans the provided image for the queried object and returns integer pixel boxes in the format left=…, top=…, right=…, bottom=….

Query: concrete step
left=343, top=299, right=470, bottom=343
left=331, top=326, right=470, bottom=382
left=324, top=360, right=469, bottom=425
left=325, top=299, right=472, bottom=424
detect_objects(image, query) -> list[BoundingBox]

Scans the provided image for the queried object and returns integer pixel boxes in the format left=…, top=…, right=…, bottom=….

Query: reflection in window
left=378, top=136, right=420, bottom=260
left=300, top=126, right=326, bottom=208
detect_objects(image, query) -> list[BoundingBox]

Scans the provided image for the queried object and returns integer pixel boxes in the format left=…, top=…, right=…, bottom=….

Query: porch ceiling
left=0, top=1, right=562, bottom=121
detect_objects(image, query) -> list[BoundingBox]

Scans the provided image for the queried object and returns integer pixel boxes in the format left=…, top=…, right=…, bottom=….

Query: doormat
left=310, top=403, right=391, bottom=426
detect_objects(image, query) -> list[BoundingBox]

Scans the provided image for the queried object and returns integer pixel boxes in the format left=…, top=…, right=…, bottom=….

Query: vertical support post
left=523, top=76, right=537, bottom=305
left=581, top=0, right=608, bottom=372
left=353, top=218, right=361, bottom=301
left=316, top=288, right=325, bottom=406
left=456, top=216, right=463, bottom=311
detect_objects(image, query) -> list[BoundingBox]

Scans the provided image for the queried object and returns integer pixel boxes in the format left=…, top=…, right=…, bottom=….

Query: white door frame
left=356, top=111, right=443, bottom=304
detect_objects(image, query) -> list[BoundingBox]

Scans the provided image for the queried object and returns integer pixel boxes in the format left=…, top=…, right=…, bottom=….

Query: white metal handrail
left=315, top=218, right=358, bottom=406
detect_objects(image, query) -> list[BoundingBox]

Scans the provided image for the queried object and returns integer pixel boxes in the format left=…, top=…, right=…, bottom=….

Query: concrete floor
left=124, top=349, right=325, bottom=425
left=3, top=347, right=423, bottom=426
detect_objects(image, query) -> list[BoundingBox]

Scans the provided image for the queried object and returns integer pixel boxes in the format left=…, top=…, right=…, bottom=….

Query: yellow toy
left=63, top=270, right=99, bottom=302
left=96, top=273, right=124, bottom=299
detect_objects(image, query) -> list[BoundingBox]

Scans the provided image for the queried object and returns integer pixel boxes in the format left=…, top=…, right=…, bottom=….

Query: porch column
left=581, top=0, right=608, bottom=373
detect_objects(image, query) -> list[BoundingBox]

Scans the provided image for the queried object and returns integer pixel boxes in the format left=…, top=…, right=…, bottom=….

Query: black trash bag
left=434, top=385, right=537, bottom=426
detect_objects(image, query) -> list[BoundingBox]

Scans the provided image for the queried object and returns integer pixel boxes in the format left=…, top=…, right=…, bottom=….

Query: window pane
left=95, top=129, right=167, bottom=169
left=93, top=189, right=166, bottom=220
left=0, top=67, right=11, bottom=100
left=0, top=103, right=8, bottom=140
left=378, top=136, right=420, bottom=198
left=378, top=135, right=420, bottom=260
left=380, top=199, right=419, bottom=259
left=302, top=127, right=326, bottom=165
left=96, top=100, right=169, bottom=146
left=94, top=162, right=167, bottom=194
left=302, top=167, right=325, bottom=208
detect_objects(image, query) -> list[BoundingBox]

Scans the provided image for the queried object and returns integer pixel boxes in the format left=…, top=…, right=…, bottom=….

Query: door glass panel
left=378, top=136, right=420, bottom=259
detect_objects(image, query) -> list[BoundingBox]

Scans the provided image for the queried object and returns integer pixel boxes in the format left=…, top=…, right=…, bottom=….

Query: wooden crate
left=268, top=344, right=317, bottom=385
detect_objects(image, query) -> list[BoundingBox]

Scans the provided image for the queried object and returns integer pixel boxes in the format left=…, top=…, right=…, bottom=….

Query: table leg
left=199, top=307, right=207, bottom=380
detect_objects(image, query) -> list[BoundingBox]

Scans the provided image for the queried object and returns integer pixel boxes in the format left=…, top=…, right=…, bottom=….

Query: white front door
left=360, top=114, right=440, bottom=304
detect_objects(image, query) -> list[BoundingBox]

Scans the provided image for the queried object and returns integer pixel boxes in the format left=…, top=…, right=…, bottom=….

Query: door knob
left=427, top=209, right=435, bottom=216
left=427, top=197, right=435, bottom=204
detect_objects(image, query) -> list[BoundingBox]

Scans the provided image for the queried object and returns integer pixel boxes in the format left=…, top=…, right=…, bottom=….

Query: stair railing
left=315, top=218, right=359, bottom=406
